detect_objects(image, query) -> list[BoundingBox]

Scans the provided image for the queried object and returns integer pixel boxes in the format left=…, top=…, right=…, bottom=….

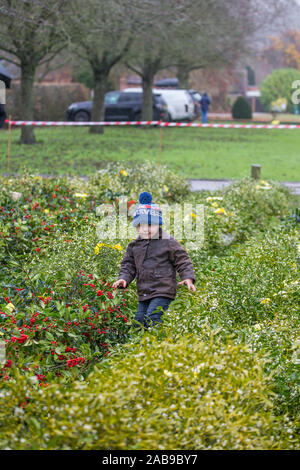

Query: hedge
left=0, top=333, right=297, bottom=450
left=0, top=163, right=299, bottom=449
left=5, top=82, right=90, bottom=121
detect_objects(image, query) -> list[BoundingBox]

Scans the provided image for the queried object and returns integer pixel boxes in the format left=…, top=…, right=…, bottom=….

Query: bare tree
left=126, top=0, right=295, bottom=117
left=0, top=0, right=66, bottom=144
left=63, top=0, right=137, bottom=134
left=173, top=0, right=251, bottom=88
left=125, top=0, right=190, bottom=121
left=173, top=0, right=295, bottom=87
left=36, top=49, right=72, bottom=83
left=126, top=0, right=253, bottom=118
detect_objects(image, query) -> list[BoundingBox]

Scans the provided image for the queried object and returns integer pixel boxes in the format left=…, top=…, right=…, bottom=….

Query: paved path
left=206, top=112, right=300, bottom=124
left=187, top=179, right=300, bottom=195
left=2, top=172, right=300, bottom=195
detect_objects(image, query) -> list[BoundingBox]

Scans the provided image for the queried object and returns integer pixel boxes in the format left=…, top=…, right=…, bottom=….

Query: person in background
left=0, top=103, right=7, bottom=129
left=200, top=92, right=211, bottom=124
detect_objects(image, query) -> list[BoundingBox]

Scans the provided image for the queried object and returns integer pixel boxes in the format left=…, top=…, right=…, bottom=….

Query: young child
left=112, top=191, right=196, bottom=329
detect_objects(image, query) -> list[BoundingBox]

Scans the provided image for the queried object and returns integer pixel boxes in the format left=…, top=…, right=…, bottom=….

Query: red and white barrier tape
left=5, top=119, right=300, bottom=129
left=161, top=122, right=300, bottom=129
left=5, top=120, right=160, bottom=126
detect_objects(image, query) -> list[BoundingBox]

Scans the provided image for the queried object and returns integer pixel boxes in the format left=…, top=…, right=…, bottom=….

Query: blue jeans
left=201, top=110, right=208, bottom=124
left=133, top=296, right=173, bottom=329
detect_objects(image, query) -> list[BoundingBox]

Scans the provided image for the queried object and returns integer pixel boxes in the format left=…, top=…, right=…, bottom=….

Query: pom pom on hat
left=133, top=191, right=163, bottom=226
left=139, top=192, right=152, bottom=204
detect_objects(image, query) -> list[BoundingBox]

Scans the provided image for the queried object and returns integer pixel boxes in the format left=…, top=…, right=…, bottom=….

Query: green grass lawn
left=1, top=125, right=300, bottom=180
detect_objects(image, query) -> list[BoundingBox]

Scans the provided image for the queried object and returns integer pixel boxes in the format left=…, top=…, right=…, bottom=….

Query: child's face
left=137, top=223, right=159, bottom=239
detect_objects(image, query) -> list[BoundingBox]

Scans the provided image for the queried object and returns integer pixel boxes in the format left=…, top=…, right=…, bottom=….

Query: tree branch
left=0, top=55, right=20, bottom=67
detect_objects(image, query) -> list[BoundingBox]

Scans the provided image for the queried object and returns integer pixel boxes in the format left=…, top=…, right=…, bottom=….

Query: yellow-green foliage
left=88, top=160, right=190, bottom=203
left=0, top=333, right=296, bottom=450
left=0, top=170, right=298, bottom=450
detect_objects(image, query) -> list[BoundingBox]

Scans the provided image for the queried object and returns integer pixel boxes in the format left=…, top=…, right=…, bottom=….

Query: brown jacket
left=117, top=227, right=195, bottom=301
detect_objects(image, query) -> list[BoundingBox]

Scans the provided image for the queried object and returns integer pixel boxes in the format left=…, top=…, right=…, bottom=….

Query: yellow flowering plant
left=94, top=242, right=123, bottom=255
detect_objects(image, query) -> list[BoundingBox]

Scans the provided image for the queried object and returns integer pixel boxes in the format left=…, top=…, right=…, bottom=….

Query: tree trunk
left=177, top=64, right=190, bottom=89
left=90, top=69, right=108, bottom=134
left=142, top=66, right=156, bottom=122
left=20, top=62, right=36, bottom=144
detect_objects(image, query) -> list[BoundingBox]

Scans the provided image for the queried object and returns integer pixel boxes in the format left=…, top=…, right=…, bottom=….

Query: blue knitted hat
left=132, top=192, right=163, bottom=226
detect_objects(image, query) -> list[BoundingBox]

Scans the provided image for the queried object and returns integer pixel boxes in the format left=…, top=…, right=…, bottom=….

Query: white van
left=123, top=87, right=195, bottom=122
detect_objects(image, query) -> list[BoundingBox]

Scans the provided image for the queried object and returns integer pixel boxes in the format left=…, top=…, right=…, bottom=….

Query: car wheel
left=133, top=112, right=142, bottom=121
left=74, top=111, right=90, bottom=122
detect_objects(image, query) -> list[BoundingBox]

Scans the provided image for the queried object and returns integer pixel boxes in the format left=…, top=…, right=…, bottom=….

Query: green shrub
left=232, top=96, right=252, bottom=119
left=220, top=177, right=291, bottom=242
left=89, top=160, right=190, bottom=204
left=260, top=68, right=300, bottom=114
left=188, top=176, right=291, bottom=254
left=166, top=228, right=299, bottom=419
left=0, top=334, right=296, bottom=450
left=0, top=171, right=298, bottom=449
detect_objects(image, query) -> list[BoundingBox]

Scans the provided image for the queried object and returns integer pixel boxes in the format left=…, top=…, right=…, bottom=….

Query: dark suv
left=67, top=91, right=168, bottom=121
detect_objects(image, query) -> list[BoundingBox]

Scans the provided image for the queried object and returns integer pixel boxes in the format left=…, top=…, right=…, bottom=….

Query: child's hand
left=179, top=278, right=196, bottom=292
left=112, top=279, right=127, bottom=289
